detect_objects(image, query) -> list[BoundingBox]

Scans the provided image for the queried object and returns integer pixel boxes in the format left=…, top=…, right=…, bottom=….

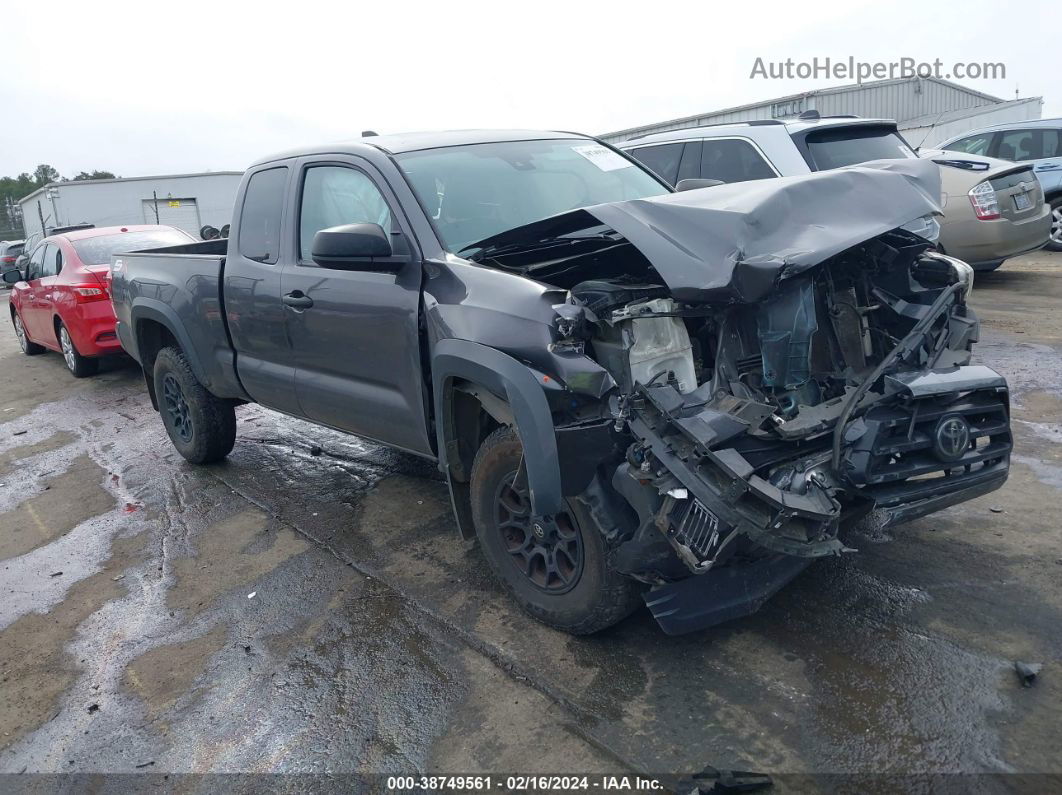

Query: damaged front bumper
left=623, top=363, right=1011, bottom=634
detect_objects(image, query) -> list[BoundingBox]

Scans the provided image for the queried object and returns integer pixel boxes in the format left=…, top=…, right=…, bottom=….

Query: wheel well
left=447, top=383, right=504, bottom=483
left=1046, top=191, right=1062, bottom=205
left=135, top=318, right=181, bottom=408
left=52, top=315, right=63, bottom=342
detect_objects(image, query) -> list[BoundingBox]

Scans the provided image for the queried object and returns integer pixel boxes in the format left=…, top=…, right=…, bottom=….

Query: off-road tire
left=470, top=426, right=641, bottom=634
left=1047, top=196, right=1062, bottom=252
left=153, top=346, right=236, bottom=464
left=58, top=322, right=99, bottom=378
left=11, top=311, right=44, bottom=356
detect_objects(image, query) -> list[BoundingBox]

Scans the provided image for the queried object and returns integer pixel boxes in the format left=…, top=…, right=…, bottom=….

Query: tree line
left=1, top=165, right=117, bottom=237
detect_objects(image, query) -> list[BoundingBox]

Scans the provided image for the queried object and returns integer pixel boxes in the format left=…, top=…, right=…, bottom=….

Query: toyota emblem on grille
left=934, top=415, right=970, bottom=462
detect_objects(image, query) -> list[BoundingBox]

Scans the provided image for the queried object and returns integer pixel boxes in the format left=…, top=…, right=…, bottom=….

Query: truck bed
left=110, top=239, right=247, bottom=401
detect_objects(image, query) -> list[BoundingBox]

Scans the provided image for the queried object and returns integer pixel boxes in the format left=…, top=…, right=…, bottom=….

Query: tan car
left=920, top=149, right=1051, bottom=271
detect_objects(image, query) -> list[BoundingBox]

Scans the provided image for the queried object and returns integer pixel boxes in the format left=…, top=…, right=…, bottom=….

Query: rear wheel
left=12, top=312, right=44, bottom=356
left=58, top=323, right=99, bottom=377
left=1047, top=197, right=1062, bottom=252
left=470, top=426, right=641, bottom=634
left=152, top=346, right=236, bottom=463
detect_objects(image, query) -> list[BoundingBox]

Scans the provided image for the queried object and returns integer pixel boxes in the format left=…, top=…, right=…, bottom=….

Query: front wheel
left=470, top=426, right=641, bottom=634
left=152, top=346, right=236, bottom=463
left=59, top=323, right=99, bottom=377
left=12, top=312, right=44, bottom=356
left=1047, top=197, right=1062, bottom=252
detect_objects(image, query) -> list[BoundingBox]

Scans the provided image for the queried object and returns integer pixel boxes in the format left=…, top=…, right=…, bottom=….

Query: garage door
left=142, top=198, right=201, bottom=238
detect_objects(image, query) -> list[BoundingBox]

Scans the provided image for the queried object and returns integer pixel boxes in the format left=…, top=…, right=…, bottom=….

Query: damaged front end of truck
left=443, top=158, right=1011, bottom=635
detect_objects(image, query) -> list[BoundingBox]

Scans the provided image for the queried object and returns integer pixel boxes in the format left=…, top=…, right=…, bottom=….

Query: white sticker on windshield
left=572, top=144, right=633, bottom=172
left=898, top=144, right=915, bottom=158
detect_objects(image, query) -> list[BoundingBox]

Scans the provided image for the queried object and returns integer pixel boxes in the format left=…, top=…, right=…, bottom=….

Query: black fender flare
left=129, top=299, right=211, bottom=388
left=433, top=338, right=564, bottom=526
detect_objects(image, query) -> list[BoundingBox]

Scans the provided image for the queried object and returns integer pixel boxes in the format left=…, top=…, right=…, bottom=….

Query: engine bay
left=488, top=226, right=1004, bottom=584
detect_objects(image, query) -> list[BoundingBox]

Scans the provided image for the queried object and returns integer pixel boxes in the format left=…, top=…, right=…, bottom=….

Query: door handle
left=282, top=291, right=314, bottom=309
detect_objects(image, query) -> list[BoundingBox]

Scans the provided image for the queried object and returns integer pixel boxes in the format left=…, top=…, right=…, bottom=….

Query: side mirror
left=312, top=223, right=394, bottom=269
left=2, top=269, right=22, bottom=284
left=675, top=178, right=725, bottom=192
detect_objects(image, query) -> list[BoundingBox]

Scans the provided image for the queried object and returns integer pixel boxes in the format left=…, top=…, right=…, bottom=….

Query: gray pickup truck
left=110, top=130, right=1012, bottom=635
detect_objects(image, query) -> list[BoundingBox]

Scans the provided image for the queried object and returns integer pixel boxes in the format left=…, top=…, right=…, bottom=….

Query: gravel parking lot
left=0, top=251, right=1060, bottom=789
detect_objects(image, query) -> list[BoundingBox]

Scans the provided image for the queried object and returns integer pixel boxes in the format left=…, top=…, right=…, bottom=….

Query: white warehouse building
left=600, top=77, right=1043, bottom=149
left=18, top=171, right=243, bottom=241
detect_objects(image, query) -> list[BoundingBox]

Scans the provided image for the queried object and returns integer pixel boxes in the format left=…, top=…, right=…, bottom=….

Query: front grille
left=844, top=387, right=1011, bottom=506
left=669, top=498, right=723, bottom=563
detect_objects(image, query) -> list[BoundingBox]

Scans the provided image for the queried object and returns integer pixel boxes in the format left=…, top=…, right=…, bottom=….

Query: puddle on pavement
left=166, top=508, right=309, bottom=616
left=0, top=430, right=76, bottom=476
left=0, top=531, right=149, bottom=751
left=0, top=454, right=115, bottom=561
left=124, top=624, right=228, bottom=717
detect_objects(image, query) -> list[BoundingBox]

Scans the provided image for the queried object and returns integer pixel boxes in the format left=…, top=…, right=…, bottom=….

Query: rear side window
left=40, top=244, right=58, bottom=277
left=803, top=127, right=916, bottom=170
left=996, top=129, right=1061, bottom=161
left=943, top=133, right=994, bottom=156
left=629, top=143, right=684, bottom=186
left=699, top=139, right=776, bottom=183
left=239, top=167, right=288, bottom=264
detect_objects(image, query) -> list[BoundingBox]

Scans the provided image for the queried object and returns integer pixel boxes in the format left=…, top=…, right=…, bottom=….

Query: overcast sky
left=1, top=0, right=1056, bottom=178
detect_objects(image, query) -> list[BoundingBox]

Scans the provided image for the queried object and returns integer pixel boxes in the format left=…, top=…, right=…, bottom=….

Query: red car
left=5, top=225, right=193, bottom=377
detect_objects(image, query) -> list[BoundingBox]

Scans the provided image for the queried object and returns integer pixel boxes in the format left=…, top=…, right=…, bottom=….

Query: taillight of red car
left=1, top=256, right=16, bottom=265
left=72, top=284, right=109, bottom=302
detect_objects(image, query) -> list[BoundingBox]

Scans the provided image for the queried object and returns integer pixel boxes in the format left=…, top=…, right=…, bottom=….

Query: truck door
left=281, top=157, right=433, bottom=456
left=223, top=164, right=302, bottom=416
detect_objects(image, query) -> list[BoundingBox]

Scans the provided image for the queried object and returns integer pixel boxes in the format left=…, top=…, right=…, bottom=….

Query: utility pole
left=153, top=191, right=160, bottom=224
left=37, top=200, right=45, bottom=235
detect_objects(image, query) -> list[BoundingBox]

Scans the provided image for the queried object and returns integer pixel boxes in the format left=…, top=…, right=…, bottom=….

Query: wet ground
left=0, top=251, right=1060, bottom=791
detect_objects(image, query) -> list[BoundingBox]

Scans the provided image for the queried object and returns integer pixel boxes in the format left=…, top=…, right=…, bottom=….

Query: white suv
left=618, top=114, right=917, bottom=189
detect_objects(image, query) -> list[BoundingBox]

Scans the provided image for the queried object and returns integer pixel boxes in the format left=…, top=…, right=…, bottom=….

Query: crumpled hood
left=470, top=158, right=942, bottom=303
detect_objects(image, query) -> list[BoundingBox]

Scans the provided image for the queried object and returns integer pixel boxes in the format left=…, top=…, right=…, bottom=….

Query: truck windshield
left=802, top=126, right=916, bottom=170
left=71, top=229, right=194, bottom=265
left=396, top=139, right=668, bottom=252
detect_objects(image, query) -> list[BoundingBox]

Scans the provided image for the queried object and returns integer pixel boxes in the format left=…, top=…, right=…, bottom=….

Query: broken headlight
left=923, top=250, right=974, bottom=298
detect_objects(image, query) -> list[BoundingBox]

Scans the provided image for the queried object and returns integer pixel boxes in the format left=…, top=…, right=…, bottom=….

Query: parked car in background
left=1, top=240, right=25, bottom=285
left=619, top=115, right=933, bottom=242
left=619, top=114, right=918, bottom=187
left=620, top=114, right=1048, bottom=269
left=919, top=150, right=1050, bottom=270
left=3, top=225, right=193, bottom=376
left=937, top=119, right=1062, bottom=251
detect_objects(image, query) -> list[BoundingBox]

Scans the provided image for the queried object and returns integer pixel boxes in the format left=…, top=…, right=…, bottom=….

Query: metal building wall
left=599, top=78, right=1003, bottom=144
left=812, top=78, right=994, bottom=122
left=19, top=173, right=243, bottom=240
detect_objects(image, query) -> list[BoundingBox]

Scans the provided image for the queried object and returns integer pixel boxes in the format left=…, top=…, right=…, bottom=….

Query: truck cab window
left=238, top=167, right=288, bottom=264
left=299, top=166, right=392, bottom=262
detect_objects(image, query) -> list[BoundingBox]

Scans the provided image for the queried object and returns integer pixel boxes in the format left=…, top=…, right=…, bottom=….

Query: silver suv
left=618, top=115, right=917, bottom=189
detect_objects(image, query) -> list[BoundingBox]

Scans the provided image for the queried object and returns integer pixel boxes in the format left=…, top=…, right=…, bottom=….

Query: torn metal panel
left=467, top=158, right=942, bottom=303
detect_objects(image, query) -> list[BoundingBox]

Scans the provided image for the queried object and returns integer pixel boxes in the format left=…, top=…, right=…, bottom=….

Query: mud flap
left=644, top=555, right=814, bottom=635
